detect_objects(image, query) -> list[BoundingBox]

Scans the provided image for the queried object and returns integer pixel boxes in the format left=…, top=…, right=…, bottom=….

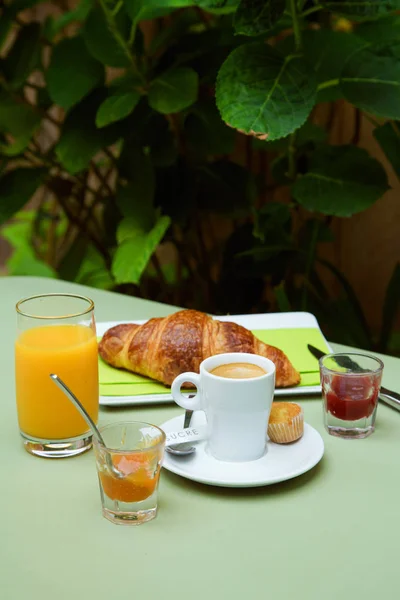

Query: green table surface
left=1, top=277, right=399, bottom=600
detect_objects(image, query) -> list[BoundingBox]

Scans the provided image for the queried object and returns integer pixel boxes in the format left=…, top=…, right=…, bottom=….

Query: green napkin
left=99, top=327, right=330, bottom=396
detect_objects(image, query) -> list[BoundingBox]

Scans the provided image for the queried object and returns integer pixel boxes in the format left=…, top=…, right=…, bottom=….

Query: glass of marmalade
left=93, top=421, right=166, bottom=525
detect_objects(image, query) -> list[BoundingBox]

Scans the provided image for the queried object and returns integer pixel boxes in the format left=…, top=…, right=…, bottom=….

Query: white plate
left=98, top=311, right=333, bottom=407
left=161, top=412, right=325, bottom=488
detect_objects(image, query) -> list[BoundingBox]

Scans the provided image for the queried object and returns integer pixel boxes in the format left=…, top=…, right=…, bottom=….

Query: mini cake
left=268, top=402, right=304, bottom=444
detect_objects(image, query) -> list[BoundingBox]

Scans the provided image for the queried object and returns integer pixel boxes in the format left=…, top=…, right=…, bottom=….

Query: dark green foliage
left=0, top=0, right=398, bottom=350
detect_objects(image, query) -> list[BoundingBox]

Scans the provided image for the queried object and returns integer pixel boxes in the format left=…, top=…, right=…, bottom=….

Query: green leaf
left=96, top=90, right=140, bottom=127
left=148, top=68, right=199, bottom=114
left=74, top=244, right=114, bottom=290
left=379, top=262, right=400, bottom=352
left=341, top=42, right=400, bottom=119
left=216, top=43, right=317, bottom=140
left=124, top=0, right=192, bottom=22
left=0, top=168, right=45, bottom=225
left=7, top=248, right=57, bottom=278
left=47, top=36, right=104, bottom=111
left=0, top=92, right=41, bottom=154
left=44, top=0, right=93, bottom=39
left=234, top=0, right=285, bottom=36
left=56, top=91, right=121, bottom=174
left=357, top=15, right=400, bottom=44
left=292, top=146, right=389, bottom=217
left=83, top=4, right=132, bottom=68
left=112, top=215, right=171, bottom=284
left=2, top=23, right=41, bottom=90
left=297, top=30, right=365, bottom=103
left=374, top=121, right=400, bottom=178
left=321, top=0, right=400, bottom=19
left=196, top=0, right=240, bottom=13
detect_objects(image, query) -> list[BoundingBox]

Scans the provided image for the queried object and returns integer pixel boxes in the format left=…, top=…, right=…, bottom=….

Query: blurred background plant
left=0, top=0, right=399, bottom=353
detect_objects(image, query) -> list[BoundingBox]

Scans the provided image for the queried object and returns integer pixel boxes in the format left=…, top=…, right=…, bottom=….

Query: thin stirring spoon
left=49, top=374, right=124, bottom=479
left=165, top=407, right=196, bottom=456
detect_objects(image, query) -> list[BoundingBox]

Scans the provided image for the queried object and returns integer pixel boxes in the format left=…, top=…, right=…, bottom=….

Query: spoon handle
left=50, top=374, right=104, bottom=446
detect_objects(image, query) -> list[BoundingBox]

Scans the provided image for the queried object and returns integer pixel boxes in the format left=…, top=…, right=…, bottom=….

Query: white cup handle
left=171, top=372, right=202, bottom=411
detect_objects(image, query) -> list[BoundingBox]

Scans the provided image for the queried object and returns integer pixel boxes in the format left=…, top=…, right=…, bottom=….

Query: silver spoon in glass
left=49, top=374, right=124, bottom=479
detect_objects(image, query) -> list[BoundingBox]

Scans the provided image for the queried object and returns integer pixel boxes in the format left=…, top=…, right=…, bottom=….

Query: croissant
left=99, top=310, right=300, bottom=388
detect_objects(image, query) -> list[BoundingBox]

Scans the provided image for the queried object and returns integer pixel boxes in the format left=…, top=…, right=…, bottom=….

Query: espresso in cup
left=209, top=362, right=266, bottom=379
left=171, top=352, right=276, bottom=462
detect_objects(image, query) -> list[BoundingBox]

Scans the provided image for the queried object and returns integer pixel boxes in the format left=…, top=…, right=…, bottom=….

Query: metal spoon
left=49, top=374, right=124, bottom=479
left=165, top=408, right=196, bottom=456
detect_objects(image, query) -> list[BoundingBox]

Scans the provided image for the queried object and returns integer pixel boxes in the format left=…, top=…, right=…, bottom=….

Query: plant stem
left=302, top=4, right=323, bottom=18
left=290, top=0, right=302, bottom=51
left=318, top=78, right=340, bottom=91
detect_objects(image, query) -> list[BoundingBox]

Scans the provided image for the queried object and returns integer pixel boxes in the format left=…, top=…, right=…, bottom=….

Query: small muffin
left=268, top=402, right=304, bottom=444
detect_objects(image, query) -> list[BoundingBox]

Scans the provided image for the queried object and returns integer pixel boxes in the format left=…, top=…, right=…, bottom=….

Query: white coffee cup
left=171, top=352, right=276, bottom=462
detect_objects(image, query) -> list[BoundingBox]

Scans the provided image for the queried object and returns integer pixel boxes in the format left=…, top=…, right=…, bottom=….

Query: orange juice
left=15, top=324, right=99, bottom=439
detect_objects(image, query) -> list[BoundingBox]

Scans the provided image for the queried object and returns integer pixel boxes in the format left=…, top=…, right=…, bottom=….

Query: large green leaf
left=2, top=23, right=41, bottom=90
left=0, top=92, right=41, bottom=153
left=96, top=90, right=140, bottom=127
left=44, top=0, right=93, bottom=39
left=292, top=146, right=389, bottom=216
left=83, top=4, right=132, bottom=68
left=234, top=0, right=285, bottom=36
left=124, top=0, right=192, bottom=22
left=74, top=244, right=114, bottom=289
left=357, top=15, right=400, bottom=44
left=321, top=0, right=400, bottom=19
left=373, top=121, right=400, bottom=178
left=294, top=30, right=365, bottom=103
left=56, top=91, right=121, bottom=174
left=0, top=168, right=45, bottom=225
left=7, top=248, right=57, bottom=278
left=341, top=42, right=400, bottom=119
left=148, top=68, right=199, bottom=114
left=216, top=43, right=317, bottom=140
left=112, top=215, right=171, bottom=284
left=196, top=0, right=240, bottom=12
left=47, top=36, right=104, bottom=111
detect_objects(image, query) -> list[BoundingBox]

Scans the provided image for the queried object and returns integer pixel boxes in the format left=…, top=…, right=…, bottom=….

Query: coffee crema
left=209, top=362, right=266, bottom=379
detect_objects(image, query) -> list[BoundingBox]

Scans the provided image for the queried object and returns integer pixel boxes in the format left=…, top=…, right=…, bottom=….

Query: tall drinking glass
left=15, top=294, right=99, bottom=458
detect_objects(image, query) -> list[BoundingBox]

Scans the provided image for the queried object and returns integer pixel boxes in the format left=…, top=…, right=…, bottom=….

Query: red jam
left=325, top=374, right=379, bottom=421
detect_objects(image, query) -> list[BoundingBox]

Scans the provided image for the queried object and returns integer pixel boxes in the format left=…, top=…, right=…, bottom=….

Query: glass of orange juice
left=93, top=421, right=166, bottom=525
left=15, top=293, right=99, bottom=458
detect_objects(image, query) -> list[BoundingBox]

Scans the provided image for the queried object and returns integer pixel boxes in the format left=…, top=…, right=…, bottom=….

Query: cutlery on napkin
left=307, top=344, right=400, bottom=412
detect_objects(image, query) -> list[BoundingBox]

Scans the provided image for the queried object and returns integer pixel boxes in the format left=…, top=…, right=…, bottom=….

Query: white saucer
left=161, top=412, right=325, bottom=488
